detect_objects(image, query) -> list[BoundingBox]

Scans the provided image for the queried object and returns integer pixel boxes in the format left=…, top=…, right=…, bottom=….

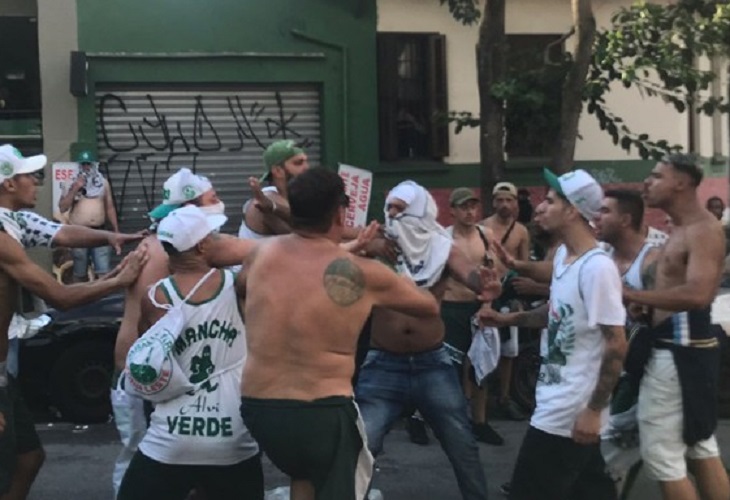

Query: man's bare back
left=239, top=235, right=438, bottom=401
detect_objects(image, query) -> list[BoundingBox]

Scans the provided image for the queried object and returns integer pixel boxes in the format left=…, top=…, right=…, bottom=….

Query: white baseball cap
left=157, top=205, right=226, bottom=252
left=149, top=168, right=213, bottom=219
left=543, top=168, right=603, bottom=221
left=0, top=144, right=47, bottom=183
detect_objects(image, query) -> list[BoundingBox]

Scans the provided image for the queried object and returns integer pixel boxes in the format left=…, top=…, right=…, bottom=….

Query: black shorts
left=510, top=426, right=616, bottom=500
left=117, top=451, right=263, bottom=500
left=0, top=377, right=42, bottom=494
left=240, top=396, right=364, bottom=500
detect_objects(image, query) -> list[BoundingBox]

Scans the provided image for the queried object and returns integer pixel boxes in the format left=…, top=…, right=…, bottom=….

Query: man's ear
left=270, top=165, right=284, bottom=181
left=1, top=178, right=16, bottom=193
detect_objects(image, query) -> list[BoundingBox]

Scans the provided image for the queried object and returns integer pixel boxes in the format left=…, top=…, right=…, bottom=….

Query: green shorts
left=240, top=396, right=363, bottom=500
left=0, top=377, right=42, bottom=494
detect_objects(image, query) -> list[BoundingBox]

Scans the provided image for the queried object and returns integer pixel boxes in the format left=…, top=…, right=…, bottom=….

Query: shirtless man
left=0, top=145, right=145, bottom=500
left=356, top=180, right=501, bottom=500
left=623, top=154, right=730, bottom=500
left=441, top=187, right=503, bottom=445
left=238, top=169, right=442, bottom=500
left=58, top=150, right=119, bottom=281
left=238, top=139, right=309, bottom=239
left=482, top=182, right=530, bottom=420
left=594, top=189, right=660, bottom=495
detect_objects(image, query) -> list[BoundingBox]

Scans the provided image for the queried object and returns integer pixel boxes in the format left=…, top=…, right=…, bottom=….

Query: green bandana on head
left=261, top=140, right=304, bottom=182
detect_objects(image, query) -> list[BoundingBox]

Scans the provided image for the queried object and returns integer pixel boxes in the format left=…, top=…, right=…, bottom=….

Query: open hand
left=108, top=232, right=145, bottom=255
left=476, top=266, right=502, bottom=302
left=248, top=177, right=275, bottom=213
left=493, top=241, right=516, bottom=269
left=113, top=248, right=149, bottom=286
left=343, top=221, right=380, bottom=255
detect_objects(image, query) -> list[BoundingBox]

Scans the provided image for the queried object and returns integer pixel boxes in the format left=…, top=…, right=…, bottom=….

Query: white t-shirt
left=0, top=208, right=61, bottom=248
left=531, top=244, right=626, bottom=438
left=139, top=269, right=259, bottom=465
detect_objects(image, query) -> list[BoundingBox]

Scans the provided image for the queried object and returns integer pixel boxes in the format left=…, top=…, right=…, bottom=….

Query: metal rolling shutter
left=94, top=85, right=321, bottom=234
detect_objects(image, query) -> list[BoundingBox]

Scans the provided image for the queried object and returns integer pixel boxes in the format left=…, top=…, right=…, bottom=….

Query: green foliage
left=440, top=0, right=730, bottom=161
left=440, top=0, right=481, bottom=25
left=587, top=0, right=730, bottom=159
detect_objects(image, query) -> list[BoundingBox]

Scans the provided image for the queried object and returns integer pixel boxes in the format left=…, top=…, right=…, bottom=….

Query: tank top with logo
left=139, top=269, right=258, bottom=465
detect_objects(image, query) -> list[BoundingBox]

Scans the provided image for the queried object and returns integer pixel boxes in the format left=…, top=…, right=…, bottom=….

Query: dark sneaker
left=500, top=399, right=528, bottom=421
left=473, top=422, right=504, bottom=446
left=406, top=416, right=429, bottom=445
left=499, top=482, right=511, bottom=496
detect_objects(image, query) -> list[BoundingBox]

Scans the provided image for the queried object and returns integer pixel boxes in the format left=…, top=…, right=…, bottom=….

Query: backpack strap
left=147, top=268, right=217, bottom=310
left=500, top=219, right=517, bottom=246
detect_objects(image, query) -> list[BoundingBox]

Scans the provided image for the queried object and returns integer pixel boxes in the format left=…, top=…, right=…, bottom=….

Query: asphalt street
left=26, top=418, right=730, bottom=499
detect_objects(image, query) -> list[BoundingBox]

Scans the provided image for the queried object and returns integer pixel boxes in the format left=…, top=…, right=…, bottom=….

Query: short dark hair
left=288, top=168, right=348, bottom=233
left=662, top=153, right=703, bottom=187
left=604, top=189, right=644, bottom=231
left=707, top=196, right=725, bottom=208
left=161, top=241, right=181, bottom=257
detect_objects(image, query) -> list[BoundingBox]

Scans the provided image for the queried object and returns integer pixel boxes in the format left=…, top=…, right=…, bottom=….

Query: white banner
left=51, top=162, right=79, bottom=222
left=338, top=164, right=372, bottom=228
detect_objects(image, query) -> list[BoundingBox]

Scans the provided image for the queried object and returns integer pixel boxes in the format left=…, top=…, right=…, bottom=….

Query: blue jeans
left=355, top=346, right=488, bottom=500
left=72, top=245, right=112, bottom=278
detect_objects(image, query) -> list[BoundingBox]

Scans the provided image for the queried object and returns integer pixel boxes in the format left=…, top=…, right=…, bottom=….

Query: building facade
left=1, top=0, right=727, bottom=234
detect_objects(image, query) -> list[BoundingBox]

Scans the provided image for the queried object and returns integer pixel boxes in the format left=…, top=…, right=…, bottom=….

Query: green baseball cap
left=76, top=150, right=97, bottom=163
left=261, top=140, right=304, bottom=182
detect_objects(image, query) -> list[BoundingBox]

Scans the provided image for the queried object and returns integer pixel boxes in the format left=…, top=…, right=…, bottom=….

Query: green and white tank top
left=139, top=269, right=258, bottom=465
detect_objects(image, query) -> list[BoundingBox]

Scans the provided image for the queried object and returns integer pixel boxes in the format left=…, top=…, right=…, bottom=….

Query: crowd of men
left=0, top=139, right=727, bottom=500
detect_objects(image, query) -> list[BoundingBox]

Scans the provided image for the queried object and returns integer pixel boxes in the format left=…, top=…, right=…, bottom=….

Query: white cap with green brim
left=157, top=205, right=227, bottom=252
left=543, top=168, right=603, bottom=222
left=0, top=144, right=46, bottom=183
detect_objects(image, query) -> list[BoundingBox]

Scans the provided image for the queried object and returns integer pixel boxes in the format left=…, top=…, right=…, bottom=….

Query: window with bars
left=377, top=33, right=449, bottom=161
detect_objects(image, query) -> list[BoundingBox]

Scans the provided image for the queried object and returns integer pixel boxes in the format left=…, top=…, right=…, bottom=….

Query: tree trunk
left=552, top=0, right=596, bottom=173
left=477, top=0, right=506, bottom=209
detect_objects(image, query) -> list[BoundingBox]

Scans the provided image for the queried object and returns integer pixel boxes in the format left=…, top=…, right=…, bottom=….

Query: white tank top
left=621, top=242, right=653, bottom=291
left=238, top=186, right=279, bottom=240
left=606, top=242, right=653, bottom=291
left=138, top=269, right=258, bottom=465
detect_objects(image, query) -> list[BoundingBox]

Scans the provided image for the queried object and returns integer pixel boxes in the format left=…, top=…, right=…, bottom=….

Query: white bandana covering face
left=75, top=163, right=105, bottom=198
left=384, top=180, right=452, bottom=288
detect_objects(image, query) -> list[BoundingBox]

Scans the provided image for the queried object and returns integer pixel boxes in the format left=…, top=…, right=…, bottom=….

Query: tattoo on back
left=323, top=258, right=365, bottom=307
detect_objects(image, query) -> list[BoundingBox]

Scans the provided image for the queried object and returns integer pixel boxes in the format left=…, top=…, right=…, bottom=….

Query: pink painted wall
left=430, top=177, right=728, bottom=231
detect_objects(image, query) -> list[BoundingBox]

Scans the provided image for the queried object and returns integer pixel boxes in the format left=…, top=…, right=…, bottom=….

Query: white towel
left=467, top=316, right=500, bottom=386
left=353, top=401, right=374, bottom=500
left=384, top=181, right=452, bottom=288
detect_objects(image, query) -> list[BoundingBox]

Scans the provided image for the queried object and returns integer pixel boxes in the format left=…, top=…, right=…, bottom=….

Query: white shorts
left=637, top=349, right=720, bottom=481
left=500, top=326, right=519, bottom=358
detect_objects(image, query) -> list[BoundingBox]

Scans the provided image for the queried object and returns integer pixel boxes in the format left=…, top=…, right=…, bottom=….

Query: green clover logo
left=0, top=162, right=13, bottom=176
left=162, top=188, right=171, bottom=201
left=183, top=186, right=196, bottom=200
